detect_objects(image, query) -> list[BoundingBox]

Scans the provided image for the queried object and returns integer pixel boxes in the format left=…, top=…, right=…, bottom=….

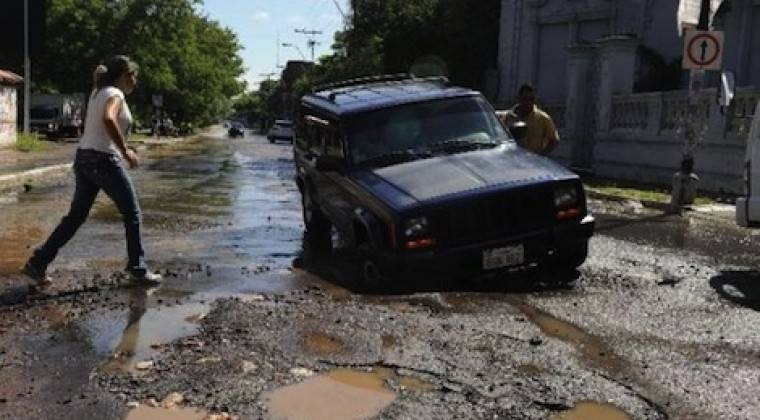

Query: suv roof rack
left=313, top=74, right=450, bottom=94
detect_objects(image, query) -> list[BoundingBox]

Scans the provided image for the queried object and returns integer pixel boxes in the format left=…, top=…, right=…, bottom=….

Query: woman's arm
left=103, top=96, right=138, bottom=168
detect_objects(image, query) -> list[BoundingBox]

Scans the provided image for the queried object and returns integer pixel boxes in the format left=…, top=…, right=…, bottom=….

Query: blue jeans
left=31, top=148, right=148, bottom=274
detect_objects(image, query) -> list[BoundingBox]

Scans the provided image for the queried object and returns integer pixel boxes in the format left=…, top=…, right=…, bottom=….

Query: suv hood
left=353, top=143, right=577, bottom=210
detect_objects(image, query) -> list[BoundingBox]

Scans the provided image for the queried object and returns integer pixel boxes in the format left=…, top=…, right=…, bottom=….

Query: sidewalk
left=0, top=132, right=202, bottom=194
left=583, top=176, right=737, bottom=223
left=0, top=141, right=77, bottom=193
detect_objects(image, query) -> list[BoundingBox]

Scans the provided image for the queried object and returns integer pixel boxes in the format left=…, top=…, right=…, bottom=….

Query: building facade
left=496, top=0, right=760, bottom=193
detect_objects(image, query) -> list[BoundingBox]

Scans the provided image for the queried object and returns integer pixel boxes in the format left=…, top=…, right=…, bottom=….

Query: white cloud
left=252, top=11, right=270, bottom=22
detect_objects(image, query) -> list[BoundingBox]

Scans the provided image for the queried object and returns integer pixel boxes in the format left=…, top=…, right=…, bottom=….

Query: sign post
left=670, top=1, right=724, bottom=212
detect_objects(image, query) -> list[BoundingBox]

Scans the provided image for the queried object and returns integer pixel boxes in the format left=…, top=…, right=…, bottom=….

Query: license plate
left=482, top=245, right=524, bottom=270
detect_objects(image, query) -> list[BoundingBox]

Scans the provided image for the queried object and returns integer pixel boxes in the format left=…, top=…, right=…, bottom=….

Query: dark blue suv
left=294, top=76, right=594, bottom=291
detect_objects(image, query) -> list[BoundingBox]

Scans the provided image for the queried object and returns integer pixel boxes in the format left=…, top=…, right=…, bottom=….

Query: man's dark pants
left=30, top=148, right=148, bottom=275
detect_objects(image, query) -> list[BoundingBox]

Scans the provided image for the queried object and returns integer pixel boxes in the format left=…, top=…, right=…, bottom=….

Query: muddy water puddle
left=0, top=225, right=44, bottom=276
left=266, top=367, right=435, bottom=420
left=124, top=405, right=210, bottom=420
left=75, top=288, right=208, bottom=373
left=549, top=402, right=633, bottom=420
left=510, top=298, right=622, bottom=369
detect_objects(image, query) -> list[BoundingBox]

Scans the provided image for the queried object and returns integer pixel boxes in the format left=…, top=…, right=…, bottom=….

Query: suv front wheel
left=357, top=243, right=400, bottom=294
left=302, top=188, right=331, bottom=252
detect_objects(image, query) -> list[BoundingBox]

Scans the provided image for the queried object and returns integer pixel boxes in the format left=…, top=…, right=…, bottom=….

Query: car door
left=317, top=122, right=358, bottom=239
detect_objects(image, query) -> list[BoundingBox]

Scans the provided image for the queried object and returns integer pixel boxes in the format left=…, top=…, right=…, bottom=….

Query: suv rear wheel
left=302, top=188, right=331, bottom=252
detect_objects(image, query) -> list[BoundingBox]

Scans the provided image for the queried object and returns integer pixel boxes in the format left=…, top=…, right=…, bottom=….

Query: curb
left=586, top=190, right=672, bottom=212
left=0, top=163, right=72, bottom=193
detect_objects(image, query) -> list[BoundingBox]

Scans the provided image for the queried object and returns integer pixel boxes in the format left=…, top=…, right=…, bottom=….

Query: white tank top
left=79, top=86, right=132, bottom=155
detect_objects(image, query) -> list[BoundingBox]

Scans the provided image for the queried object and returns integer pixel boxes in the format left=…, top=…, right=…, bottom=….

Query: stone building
left=496, top=0, right=760, bottom=193
left=0, top=70, right=23, bottom=148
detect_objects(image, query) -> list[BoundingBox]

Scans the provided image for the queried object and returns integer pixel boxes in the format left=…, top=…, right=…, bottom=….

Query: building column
left=564, top=44, right=595, bottom=139
left=594, top=36, right=639, bottom=133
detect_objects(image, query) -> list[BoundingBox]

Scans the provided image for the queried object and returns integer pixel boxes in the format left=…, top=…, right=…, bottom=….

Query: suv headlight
left=403, top=216, right=429, bottom=238
left=554, top=186, right=578, bottom=209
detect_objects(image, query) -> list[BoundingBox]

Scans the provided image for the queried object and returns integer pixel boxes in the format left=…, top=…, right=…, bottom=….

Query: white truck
left=30, top=93, right=86, bottom=138
left=735, top=101, right=760, bottom=226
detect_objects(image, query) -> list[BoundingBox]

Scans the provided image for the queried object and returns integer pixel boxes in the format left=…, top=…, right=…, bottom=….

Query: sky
left=198, top=0, right=350, bottom=91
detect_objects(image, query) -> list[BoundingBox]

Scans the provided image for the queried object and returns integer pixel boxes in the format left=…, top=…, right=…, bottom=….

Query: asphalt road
left=1, top=130, right=759, bottom=420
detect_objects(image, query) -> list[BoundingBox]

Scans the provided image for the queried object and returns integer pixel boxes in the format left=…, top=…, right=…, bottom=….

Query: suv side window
left=298, top=115, right=324, bottom=156
left=324, top=125, right=345, bottom=159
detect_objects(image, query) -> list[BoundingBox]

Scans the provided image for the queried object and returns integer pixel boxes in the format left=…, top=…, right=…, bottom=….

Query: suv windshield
left=347, top=96, right=510, bottom=167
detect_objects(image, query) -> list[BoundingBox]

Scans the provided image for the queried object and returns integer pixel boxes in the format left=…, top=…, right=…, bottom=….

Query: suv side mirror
left=719, top=70, right=736, bottom=108
left=510, top=121, right=528, bottom=141
left=316, top=155, right=344, bottom=172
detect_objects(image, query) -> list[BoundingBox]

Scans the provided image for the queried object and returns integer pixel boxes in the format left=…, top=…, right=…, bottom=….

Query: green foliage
left=306, top=0, right=500, bottom=89
left=258, top=0, right=501, bottom=121
left=37, top=0, right=246, bottom=130
left=15, top=132, right=46, bottom=153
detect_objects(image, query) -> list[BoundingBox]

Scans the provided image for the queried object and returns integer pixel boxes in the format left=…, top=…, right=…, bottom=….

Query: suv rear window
left=347, top=96, right=510, bottom=166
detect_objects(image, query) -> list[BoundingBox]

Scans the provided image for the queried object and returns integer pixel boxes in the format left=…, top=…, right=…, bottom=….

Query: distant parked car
left=228, top=122, right=245, bottom=138
left=267, top=119, right=294, bottom=143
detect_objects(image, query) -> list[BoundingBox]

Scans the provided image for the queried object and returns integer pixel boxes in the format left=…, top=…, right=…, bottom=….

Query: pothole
left=303, top=331, right=344, bottom=355
left=381, top=334, right=397, bottom=350
left=510, top=298, right=623, bottom=370
left=265, top=367, right=436, bottom=420
left=124, top=405, right=210, bottom=420
left=549, top=402, right=633, bottom=420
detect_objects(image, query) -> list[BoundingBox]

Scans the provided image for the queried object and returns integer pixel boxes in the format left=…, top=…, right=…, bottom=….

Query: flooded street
left=1, top=130, right=760, bottom=419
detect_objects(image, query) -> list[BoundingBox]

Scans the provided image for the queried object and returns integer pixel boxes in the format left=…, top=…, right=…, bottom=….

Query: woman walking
left=23, top=55, right=161, bottom=288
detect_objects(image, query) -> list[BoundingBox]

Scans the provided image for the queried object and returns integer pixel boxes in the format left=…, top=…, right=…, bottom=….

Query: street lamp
left=281, top=43, right=307, bottom=61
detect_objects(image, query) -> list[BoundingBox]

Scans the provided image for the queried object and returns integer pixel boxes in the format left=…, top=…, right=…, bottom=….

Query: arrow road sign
left=682, top=30, right=724, bottom=70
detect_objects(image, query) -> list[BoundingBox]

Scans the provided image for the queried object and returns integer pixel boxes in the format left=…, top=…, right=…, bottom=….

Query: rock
left=195, top=357, right=222, bottom=365
left=145, top=398, right=160, bottom=408
left=241, top=361, right=257, bottom=374
left=622, top=199, right=644, bottom=213
left=205, top=414, right=234, bottom=420
left=135, top=361, right=154, bottom=370
left=161, top=392, right=184, bottom=409
left=126, top=401, right=140, bottom=409
left=289, top=367, right=315, bottom=377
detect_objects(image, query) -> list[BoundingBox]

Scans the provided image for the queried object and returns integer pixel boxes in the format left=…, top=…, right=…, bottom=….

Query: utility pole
left=23, top=0, right=30, bottom=134
left=295, top=28, right=322, bottom=61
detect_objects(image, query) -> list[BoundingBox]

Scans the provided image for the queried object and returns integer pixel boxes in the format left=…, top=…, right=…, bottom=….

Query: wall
left=592, top=88, right=759, bottom=194
left=0, top=87, right=17, bottom=147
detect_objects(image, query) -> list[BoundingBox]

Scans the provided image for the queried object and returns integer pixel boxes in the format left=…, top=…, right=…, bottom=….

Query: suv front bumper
left=377, top=215, right=595, bottom=278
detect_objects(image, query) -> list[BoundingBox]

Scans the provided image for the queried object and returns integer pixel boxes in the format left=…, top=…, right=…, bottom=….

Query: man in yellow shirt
left=501, top=84, right=559, bottom=156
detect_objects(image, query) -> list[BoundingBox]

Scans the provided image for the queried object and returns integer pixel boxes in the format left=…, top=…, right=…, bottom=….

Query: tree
left=36, top=0, right=245, bottom=131
left=295, top=0, right=500, bottom=93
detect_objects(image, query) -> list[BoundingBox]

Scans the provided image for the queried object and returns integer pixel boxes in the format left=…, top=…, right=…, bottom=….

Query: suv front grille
left=431, top=186, right=555, bottom=248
